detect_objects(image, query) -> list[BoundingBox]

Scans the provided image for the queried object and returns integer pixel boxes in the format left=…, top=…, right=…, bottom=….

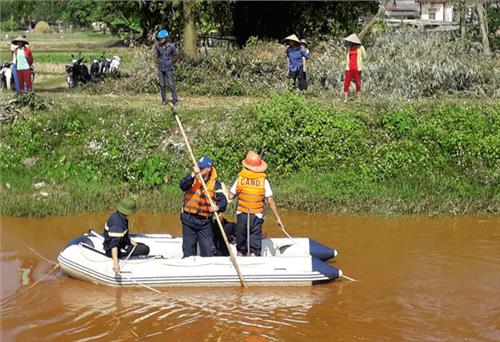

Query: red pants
left=343, top=69, right=361, bottom=93
left=17, top=69, right=32, bottom=92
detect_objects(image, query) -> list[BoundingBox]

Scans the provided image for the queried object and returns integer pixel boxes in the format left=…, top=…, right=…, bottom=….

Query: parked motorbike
left=65, top=54, right=91, bottom=88
left=109, top=55, right=121, bottom=76
left=0, top=62, right=13, bottom=91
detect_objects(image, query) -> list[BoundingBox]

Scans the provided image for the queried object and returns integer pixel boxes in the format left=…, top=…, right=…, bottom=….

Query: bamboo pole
left=169, top=105, right=247, bottom=288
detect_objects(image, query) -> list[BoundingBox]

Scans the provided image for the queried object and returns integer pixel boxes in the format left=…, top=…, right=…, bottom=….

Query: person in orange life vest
left=228, top=151, right=284, bottom=256
left=179, top=156, right=227, bottom=257
left=12, top=36, right=33, bottom=93
left=343, top=33, right=366, bottom=103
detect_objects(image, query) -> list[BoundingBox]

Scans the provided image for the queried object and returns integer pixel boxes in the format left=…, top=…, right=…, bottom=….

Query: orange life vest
left=236, top=168, right=266, bottom=214
left=183, top=168, right=218, bottom=217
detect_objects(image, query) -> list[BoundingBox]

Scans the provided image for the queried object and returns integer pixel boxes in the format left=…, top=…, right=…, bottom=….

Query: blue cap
left=198, top=156, right=213, bottom=169
left=157, top=29, right=169, bottom=40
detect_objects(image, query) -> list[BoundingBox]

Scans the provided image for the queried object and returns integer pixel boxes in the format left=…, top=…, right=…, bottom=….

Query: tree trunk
left=476, top=0, right=491, bottom=54
left=358, top=0, right=389, bottom=41
left=460, top=0, right=466, bottom=39
left=183, top=0, right=198, bottom=59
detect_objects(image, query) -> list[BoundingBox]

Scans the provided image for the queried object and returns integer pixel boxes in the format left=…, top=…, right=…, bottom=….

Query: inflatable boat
left=58, top=231, right=342, bottom=287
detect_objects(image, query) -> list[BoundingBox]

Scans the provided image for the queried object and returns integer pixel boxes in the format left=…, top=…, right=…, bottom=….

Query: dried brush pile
left=310, top=32, right=500, bottom=98
left=113, top=32, right=499, bottom=99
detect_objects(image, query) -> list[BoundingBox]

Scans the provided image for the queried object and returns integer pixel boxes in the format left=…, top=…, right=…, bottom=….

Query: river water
left=1, top=212, right=499, bottom=341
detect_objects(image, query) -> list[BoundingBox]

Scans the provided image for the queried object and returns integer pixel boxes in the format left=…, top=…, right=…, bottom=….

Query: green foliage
left=1, top=93, right=498, bottom=216
left=0, top=18, right=19, bottom=32
left=195, top=93, right=499, bottom=185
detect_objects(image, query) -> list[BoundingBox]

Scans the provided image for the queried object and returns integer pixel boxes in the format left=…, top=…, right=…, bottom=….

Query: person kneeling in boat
left=229, top=151, right=284, bottom=256
left=103, top=197, right=150, bottom=273
left=180, top=156, right=227, bottom=257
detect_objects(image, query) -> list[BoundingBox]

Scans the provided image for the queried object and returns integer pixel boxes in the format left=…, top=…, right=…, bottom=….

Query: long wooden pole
left=169, top=105, right=247, bottom=288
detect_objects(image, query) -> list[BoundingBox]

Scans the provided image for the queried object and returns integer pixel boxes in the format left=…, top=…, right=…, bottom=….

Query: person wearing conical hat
left=102, top=197, right=150, bottom=274
left=11, top=36, right=33, bottom=93
left=228, top=151, right=284, bottom=256
left=283, top=34, right=309, bottom=91
left=342, top=33, right=366, bottom=102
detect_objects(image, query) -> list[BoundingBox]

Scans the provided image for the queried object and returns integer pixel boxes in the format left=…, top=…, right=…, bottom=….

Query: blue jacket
left=156, top=43, right=176, bottom=71
left=102, top=211, right=131, bottom=251
left=286, top=46, right=309, bottom=72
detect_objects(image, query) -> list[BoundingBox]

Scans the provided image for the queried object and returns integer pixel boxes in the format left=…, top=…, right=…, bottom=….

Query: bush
left=0, top=19, right=19, bottom=32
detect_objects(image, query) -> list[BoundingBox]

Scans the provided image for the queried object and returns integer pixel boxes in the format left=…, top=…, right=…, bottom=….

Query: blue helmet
left=157, top=29, right=169, bottom=40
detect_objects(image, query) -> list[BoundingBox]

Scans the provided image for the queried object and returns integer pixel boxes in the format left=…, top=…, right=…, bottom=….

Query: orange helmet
left=242, top=151, right=267, bottom=173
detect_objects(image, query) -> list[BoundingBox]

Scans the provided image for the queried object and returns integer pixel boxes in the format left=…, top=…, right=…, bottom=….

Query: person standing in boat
left=179, top=156, right=227, bottom=257
left=103, top=197, right=150, bottom=274
left=228, top=151, right=284, bottom=256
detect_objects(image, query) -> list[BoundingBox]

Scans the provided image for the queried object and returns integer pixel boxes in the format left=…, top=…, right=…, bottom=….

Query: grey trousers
left=158, top=69, right=178, bottom=104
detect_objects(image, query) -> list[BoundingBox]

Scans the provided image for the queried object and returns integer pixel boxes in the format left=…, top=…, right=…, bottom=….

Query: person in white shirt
left=228, top=151, right=284, bottom=256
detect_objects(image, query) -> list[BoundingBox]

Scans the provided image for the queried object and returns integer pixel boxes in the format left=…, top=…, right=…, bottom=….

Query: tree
left=476, top=0, right=491, bottom=54
left=359, top=0, right=389, bottom=41
left=183, top=0, right=198, bottom=59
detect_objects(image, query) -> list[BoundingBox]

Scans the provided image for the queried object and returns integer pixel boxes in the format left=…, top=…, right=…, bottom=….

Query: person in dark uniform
left=212, top=215, right=238, bottom=256
left=179, top=156, right=227, bottom=257
left=103, top=197, right=150, bottom=273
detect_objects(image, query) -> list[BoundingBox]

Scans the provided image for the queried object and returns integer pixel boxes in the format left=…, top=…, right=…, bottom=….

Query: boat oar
left=168, top=104, right=248, bottom=288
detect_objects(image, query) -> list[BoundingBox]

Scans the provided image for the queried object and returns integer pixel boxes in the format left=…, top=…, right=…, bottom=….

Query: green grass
left=0, top=92, right=498, bottom=217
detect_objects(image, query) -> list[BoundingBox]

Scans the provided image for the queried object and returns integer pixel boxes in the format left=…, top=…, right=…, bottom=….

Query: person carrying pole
left=179, top=156, right=227, bottom=257
left=228, top=151, right=284, bottom=256
left=168, top=104, right=247, bottom=287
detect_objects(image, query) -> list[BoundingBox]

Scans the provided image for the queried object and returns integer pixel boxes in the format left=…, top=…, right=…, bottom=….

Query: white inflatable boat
left=58, top=231, right=342, bottom=287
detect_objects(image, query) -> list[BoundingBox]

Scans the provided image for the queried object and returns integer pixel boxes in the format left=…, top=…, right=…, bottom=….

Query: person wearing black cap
left=102, top=197, right=150, bottom=274
left=179, top=156, right=227, bottom=257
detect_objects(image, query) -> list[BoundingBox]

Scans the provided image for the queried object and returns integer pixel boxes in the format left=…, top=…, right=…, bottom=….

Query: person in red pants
left=343, top=33, right=366, bottom=102
left=12, top=36, right=33, bottom=94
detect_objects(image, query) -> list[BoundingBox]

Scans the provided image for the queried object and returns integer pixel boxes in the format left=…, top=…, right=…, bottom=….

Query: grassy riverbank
left=1, top=92, right=498, bottom=216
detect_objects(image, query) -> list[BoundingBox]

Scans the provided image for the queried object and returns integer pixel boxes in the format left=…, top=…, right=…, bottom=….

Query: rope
left=116, top=272, right=161, bottom=294
left=342, top=274, right=359, bottom=282
left=0, top=264, right=60, bottom=306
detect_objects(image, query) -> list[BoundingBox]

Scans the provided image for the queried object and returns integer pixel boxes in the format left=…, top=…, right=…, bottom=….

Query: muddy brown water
left=1, top=212, right=499, bottom=341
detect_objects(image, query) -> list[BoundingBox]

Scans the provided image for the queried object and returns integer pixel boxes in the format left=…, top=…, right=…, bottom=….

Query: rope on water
left=26, top=246, right=58, bottom=266
left=342, top=274, right=359, bottom=282
left=0, top=264, right=60, bottom=306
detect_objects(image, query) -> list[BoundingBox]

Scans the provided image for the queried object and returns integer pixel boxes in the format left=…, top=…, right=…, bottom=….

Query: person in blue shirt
left=102, top=197, right=150, bottom=273
left=156, top=29, right=178, bottom=105
left=284, top=34, right=309, bottom=91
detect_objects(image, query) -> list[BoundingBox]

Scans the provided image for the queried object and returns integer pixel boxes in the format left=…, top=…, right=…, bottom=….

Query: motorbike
left=109, top=55, right=121, bottom=76
left=0, top=62, right=13, bottom=91
left=65, top=54, right=91, bottom=88
left=0, top=63, right=35, bottom=91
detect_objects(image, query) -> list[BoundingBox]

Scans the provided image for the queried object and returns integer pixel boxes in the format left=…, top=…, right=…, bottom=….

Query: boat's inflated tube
left=63, top=235, right=94, bottom=251
left=311, top=257, right=342, bottom=283
left=309, top=239, right=337, bottom=261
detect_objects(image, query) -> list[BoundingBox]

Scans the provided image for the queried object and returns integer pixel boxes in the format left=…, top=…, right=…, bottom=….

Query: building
left=385, top=0, right=456, bottom=29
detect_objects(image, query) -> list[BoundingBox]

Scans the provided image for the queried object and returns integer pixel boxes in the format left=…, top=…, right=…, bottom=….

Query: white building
left=418, top=0, right=454, bottom=22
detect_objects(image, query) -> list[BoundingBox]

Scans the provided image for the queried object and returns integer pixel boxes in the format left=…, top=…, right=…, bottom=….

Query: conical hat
left=343, top=33, right=361, bottom=45
left=283, top=34, right=300, bottom=44
left=11, top=36, right=29, bottom=45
